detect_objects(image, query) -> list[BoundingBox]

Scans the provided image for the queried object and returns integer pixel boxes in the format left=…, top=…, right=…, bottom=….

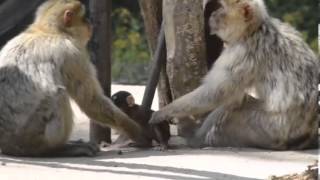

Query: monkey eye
left=65, top=10, right=74, bottom=18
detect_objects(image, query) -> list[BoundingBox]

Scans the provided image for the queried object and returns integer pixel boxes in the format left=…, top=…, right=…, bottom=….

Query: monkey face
left=35, top=0, right=92, bottom=45
left=208, top=2, right=228, bottom=36
left=112, top=91, right=135, bottom=110
left=209, top=0, right=262, bottom=43
left=65, top=1, right=92, bottom=44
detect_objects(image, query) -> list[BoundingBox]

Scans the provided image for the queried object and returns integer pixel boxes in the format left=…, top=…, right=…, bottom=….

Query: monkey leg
left=189, top=103, right=317, bottom=150
left=1, top=93, right=100, bottom=157
left=152, top=126, right=169, bottom=151
left=1, top=140, right=99, bottom=157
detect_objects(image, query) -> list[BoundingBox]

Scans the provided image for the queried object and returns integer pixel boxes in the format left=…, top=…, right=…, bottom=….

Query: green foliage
left=265, top=0, right=318, bottom=52
left=111, top=7, right=150, bottom=84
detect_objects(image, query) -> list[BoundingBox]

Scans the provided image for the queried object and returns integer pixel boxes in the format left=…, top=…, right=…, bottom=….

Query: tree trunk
left=138, top=0, right=162, bottom=53
left=139, top=0, right=223, bottom=137
left=88, top=0, right=112, bottom=144
left=138, top=0, right=172, bottom=110
left=163, top=0, right=208, bottom=137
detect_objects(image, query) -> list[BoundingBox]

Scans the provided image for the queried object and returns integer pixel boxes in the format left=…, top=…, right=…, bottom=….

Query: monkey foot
left=58, top=141, right=100, bottom=157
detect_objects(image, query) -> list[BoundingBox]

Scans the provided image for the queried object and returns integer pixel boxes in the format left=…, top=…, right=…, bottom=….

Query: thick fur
left=0, top=0, right=148, bottom=157
left=150, top=0, right=319, bottom=150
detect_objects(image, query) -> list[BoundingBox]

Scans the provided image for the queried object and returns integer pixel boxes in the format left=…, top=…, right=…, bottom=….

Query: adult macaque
left=0, top=0, right=150, bottom=157
left=150, top=0, right=319, bottom=150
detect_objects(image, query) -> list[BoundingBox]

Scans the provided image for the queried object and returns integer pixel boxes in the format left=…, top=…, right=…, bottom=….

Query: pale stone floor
left=0, top=85, right=318, bottom=180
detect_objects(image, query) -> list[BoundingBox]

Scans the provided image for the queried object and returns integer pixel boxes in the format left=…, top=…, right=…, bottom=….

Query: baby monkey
left=112, top=91, right=171, bottom=150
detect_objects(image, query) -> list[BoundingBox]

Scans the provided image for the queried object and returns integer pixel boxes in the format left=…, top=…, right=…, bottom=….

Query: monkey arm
left=61, top=59, right=149, bottom=144
left=150, top=47, right=255, bottom=124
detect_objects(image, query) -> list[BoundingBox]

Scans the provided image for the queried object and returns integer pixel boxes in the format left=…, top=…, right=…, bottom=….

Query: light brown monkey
left=0, top=0, right=150, bottom=157
left=150, top=0, right=319, bottom=150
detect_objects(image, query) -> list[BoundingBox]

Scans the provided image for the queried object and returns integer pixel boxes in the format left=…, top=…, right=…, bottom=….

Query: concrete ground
left=0, top=85, right=318, bottom=180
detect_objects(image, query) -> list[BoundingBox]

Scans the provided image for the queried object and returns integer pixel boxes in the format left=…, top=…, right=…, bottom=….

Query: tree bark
left=139, top=0, right=223, bottom=137
left=138, top=0, right=162, bottom=53
left=163, top=0, right=208, bottom=137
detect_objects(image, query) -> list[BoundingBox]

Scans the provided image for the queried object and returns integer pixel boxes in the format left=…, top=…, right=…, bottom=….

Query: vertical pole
left=141, top=23, right=166, bottom=109
left=89, top=0, right=112, bottom=144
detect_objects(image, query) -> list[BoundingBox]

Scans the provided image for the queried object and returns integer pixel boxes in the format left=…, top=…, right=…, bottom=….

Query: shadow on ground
left=0, top=146, right=317, bottom=180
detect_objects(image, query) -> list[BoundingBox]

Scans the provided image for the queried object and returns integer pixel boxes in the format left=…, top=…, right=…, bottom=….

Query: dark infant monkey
left=112, top=91, right=171, bottom=150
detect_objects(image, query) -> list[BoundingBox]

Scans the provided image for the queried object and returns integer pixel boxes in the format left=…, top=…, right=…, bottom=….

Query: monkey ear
left=126, top=95, right=135, bottom=107
left=242, top=3, right=253, bottom=21
left=63, top=10, right=74, bottom=27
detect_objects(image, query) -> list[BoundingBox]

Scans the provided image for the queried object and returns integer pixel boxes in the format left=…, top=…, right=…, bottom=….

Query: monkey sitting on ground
left=111, top=91, right=170, bottom=150
left=0, top=0, right=150, bottom=157
left=150, top=0, right=319, bottom=150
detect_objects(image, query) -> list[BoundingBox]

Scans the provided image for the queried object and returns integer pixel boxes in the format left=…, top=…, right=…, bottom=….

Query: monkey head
left=209, top=0, right=268, bottom=43
left=34, top=0, right=92, bottom=45
left=111, top=91, right=136, bottom=111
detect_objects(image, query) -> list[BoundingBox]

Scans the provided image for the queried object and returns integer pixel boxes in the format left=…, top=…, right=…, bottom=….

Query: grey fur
left=150, top=0, right=319, bottom=150
left=0, top=0, right=147, bottom=156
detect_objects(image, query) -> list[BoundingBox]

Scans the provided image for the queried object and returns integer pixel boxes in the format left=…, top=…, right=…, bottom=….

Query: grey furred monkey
left=150, top=0, right=319, bottom=150
left=0, top=0, right=150, bottom=157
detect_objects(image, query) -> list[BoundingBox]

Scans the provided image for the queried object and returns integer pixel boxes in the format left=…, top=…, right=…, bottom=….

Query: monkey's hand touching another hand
left=149, top=110, right=172, bottom=125
left=111, top=91, right=171, bottom=150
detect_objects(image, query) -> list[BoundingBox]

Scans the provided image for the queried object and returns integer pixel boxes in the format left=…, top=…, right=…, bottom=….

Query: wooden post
left=88, top=0, right=112, bottom=144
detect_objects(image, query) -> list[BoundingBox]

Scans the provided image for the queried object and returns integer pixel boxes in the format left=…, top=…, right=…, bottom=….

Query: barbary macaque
left=112, top=91, right=171, bottom=150
left=0, top=0, right=150, bottom=157
left=150, top=0, right=319, bottom=150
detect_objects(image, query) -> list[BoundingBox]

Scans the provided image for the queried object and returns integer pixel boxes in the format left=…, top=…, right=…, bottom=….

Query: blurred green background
left=112, top=0, right=318, bottom=84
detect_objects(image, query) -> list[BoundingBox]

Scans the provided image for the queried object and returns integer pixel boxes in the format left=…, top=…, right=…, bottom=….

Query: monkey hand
left=149, top=110, right=171, bottom=124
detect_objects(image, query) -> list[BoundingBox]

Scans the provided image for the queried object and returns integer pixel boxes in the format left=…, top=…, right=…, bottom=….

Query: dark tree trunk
left=138, top=0, right=173, bottom=109
left=89, top=0, right=112, bottom=144
left=138, top=0, right=162, bottom=53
